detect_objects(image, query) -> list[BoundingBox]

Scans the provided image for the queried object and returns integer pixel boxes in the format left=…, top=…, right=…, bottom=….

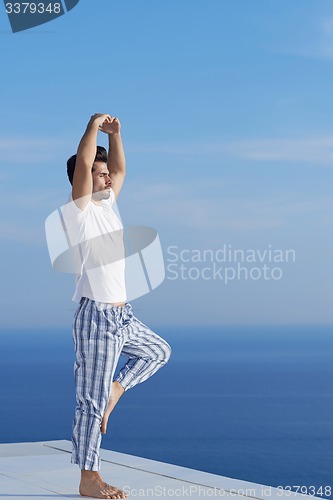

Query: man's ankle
left=81, top=469, right=100, bottom=478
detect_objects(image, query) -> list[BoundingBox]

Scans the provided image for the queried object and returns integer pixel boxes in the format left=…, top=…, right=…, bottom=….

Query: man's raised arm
left=72, top=113, right=111, bottom=210
left=100, top=116, right=126, bottom=200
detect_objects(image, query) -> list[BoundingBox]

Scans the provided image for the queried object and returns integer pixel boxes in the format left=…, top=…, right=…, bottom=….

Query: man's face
left=92, top=161, right=112, bottom=201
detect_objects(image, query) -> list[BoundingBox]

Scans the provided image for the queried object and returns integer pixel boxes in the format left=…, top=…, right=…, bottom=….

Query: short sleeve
left=60, top=193, right=91, bottom=247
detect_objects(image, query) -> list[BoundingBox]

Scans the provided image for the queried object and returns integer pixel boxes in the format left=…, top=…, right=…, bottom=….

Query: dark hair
left=66, top=146, right=108, bottom=185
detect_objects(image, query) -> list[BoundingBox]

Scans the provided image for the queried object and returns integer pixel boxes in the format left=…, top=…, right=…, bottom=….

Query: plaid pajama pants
left=71, top=297, right=172, bottom=471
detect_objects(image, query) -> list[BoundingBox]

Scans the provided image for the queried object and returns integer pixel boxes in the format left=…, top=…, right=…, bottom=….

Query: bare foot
left=79, top=470, right=128, bottom=499
left=100, top=381, right=125, bottom=434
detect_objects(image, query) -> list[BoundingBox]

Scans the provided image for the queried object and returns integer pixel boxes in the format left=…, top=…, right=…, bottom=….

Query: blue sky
left=0, top=0, right=332, bottom=329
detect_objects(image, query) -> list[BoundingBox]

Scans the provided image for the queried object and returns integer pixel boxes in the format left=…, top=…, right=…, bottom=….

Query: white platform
left=0, top=440, right=311, bottom=499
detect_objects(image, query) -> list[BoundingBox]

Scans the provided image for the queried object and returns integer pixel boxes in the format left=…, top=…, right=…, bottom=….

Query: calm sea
left=0, top=325, right=332, bottom=498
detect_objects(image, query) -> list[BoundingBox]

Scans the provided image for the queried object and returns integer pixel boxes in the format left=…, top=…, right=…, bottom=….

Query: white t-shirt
left=60, top=188, right=127, bottom=303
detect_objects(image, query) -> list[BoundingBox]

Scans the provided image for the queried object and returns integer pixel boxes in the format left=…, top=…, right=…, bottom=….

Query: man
left=64, top=114, right=172, bottom=499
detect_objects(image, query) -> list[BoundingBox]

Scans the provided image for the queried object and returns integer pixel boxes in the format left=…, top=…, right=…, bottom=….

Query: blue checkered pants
left=71, top=297, right=172, bottom=471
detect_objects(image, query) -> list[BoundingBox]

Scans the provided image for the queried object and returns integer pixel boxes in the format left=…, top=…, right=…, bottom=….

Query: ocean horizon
left=1, top=324, right=332, bottom=498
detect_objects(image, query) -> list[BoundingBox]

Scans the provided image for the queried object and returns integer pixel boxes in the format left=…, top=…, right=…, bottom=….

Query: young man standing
left=64, top=114, right=171, bottom=499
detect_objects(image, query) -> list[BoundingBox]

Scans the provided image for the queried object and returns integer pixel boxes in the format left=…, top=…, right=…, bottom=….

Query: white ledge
left=0, top=440, right=312, bottom=499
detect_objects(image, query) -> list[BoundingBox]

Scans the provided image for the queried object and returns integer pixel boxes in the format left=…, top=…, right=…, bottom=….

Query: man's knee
left=161, top=341, right=172, bottom=364
left=145, top=339, right=171, bottom=365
